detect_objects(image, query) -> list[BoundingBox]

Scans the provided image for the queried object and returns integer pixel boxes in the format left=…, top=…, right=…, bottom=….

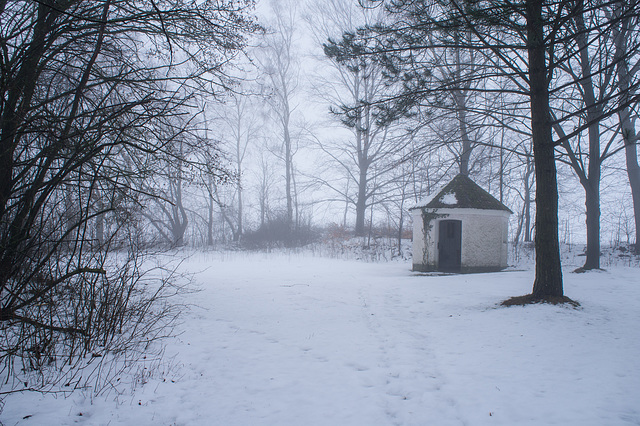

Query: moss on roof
left=414, top=174, right=512, bottom=212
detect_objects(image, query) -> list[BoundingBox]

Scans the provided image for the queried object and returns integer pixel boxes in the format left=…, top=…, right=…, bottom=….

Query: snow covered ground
left=2, top=250, right=639, bottom=425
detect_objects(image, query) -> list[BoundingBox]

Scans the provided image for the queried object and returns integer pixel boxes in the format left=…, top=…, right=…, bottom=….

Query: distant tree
left=512, top=145, right=536, bottom=245
left=141, top=132, right=187, bottom=246
left=305, top=0, right=411, bottom=236
left=253, top=148, right=278, bottom=229
left=205, top=89, right=262, bottom=242
left=256, top=0, right=300, bottom=232
left=323, top=35, right=412, bottom=235
left=381, top=26, right=499, bottom=177
left=143, top=131, right=226, bottom=247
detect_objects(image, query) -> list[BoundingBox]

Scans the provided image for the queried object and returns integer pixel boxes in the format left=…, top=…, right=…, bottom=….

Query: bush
left=241, top=216, right=320, bottom=249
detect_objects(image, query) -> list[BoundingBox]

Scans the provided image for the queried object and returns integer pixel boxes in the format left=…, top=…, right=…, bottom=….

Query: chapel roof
left=411, top=174, right=512, bottom=213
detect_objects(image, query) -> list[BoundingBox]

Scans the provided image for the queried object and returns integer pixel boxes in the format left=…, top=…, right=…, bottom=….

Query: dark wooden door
left=438, top=220, right=461, bottom=272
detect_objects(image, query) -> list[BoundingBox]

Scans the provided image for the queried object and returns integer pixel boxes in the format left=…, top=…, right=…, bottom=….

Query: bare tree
left=307, top=0, right=411, bottom=235
left=210, top=89, right=262, bottom=241
left=256, top=0, right=300, bottom=231
left=142, top=131, right=195, bottom=247
left=613, top=0, right=640, bottom=252
left=405, top=30, right=497, bottom=177
left=549, top=0, right=637, bottom=270
left=0, top=0, right=257, bottom=394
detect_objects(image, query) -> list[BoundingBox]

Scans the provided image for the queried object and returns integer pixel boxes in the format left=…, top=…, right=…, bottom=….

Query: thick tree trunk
left=527, top=0, right=563, bottom=297
left=584, top=184, right=600, bottom=268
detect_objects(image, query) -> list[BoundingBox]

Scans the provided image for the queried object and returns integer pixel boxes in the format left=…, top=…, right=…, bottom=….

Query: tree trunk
left=343, top=179, right=350, bottom=229
left=259, top=158, right=269, bottom=229
left=614, top=5, right=640, bottom=252
left=453, top=38, right=473, bottom=176
left=527, top=0, right=563, bottom=297
left=456, top=92, right=472, bottom=176
left=514, top=200, right=525, bottom=244
left=514, top=157, right=534, bottom=245
left=398, top=193, right=405, bottom=255
left=584, top=184, right=600, bottom=267
left=96, top=199, right=104, bottom=246
left=574, top=4, right=601, bottom=270
left=524, top=155, right=534, bottom=242
left=623, top=132, right=640, bottom=252
left=354, top=89, right=369, bottom=236
left=355, top=163, right=368, bottom=236
left=284, top=121, right=293, bottom=230
left=236, top=185, right=243, bottom=242
left=235, top=153, right=243, bottom=243
left=208, top=190, right=214, bottom=246
left=173, top=143, right=188, bottom=246
left=235, top=111, right=244, bottom=242
left=499, top=132, right=504, bottom=204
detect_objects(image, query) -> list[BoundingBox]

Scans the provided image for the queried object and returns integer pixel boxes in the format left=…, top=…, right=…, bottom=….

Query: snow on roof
left=411, top=185, right=446, bottom=210
left=410, top=174, right=512, bottom=212
left=439, top=192, right=458, bottom=206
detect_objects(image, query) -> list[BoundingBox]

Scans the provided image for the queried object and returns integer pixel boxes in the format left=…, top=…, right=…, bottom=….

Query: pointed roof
left=411, top=174, right=512, bottom=213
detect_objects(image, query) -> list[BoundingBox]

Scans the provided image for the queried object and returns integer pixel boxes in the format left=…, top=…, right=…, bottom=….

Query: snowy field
left=2, top=250, right=639, bottom=425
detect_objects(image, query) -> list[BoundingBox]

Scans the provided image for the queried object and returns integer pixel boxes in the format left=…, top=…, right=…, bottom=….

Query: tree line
left=126, top=0, right=639, bottom=295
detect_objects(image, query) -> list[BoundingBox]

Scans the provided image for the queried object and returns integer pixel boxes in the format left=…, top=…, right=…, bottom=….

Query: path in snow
left=161, top=253, right=453, bottom=425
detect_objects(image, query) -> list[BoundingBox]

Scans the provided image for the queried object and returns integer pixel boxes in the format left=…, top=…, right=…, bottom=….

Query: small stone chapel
left=410, top=174, right=512, bottom=273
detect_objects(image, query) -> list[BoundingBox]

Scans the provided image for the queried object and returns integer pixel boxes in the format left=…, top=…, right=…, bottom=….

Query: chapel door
left=438, top=220, right=462, bottom=272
